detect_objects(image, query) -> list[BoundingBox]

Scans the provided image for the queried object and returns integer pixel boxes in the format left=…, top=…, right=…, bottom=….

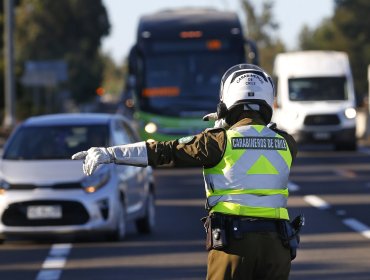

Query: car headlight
left=144, top=122, right=157, bottom=134
left=344, top=107, right=356, bottom=119
left=81, top=169, right=110, bottom=194
left=0, top=180, right=10, bottom=195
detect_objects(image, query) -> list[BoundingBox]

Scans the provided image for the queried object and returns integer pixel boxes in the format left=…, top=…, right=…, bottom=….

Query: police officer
left=72, top=64, right=299, bottom=280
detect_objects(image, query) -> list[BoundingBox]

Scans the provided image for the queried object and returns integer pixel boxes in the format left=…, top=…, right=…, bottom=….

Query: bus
left=121, top=8, right=259, bottom=141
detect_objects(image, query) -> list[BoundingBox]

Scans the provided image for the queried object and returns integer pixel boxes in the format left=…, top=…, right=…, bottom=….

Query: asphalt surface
left=0, top=143, right=370, bottom=279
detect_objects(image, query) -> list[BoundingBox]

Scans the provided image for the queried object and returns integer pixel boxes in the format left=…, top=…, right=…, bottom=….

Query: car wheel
left=106, top=199, right=127, bottom=242
left=135, top=191, right=155, bottom=234
left=335, top=140, right=357, bottom=151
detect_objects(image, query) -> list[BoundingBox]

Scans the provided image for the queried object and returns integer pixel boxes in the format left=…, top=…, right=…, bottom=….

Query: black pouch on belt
left=201, top=214, right=228, bottom=251
left=278, top=215, right=304, bottom=260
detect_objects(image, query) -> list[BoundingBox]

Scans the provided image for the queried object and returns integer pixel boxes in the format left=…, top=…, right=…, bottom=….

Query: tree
left=298, top=0, right=370, bottom=99
left=100, top=54, right=126, bottom=99
left=299, top=20, right=349, bottom=51
left=15, top=0, right=110, bottom=105
left=241, top=0, right=286, bottom=74
left=334, top=0, right=370, bottom=98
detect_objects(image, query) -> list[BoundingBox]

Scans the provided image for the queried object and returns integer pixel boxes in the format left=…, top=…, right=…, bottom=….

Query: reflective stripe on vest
left=203, top=125, right=292, bottom=220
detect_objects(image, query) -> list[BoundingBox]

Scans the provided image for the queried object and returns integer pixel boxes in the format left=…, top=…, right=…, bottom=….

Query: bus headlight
left=344, top=108, right=356, bottom=119
left=145, top=122, right=157, bottom=134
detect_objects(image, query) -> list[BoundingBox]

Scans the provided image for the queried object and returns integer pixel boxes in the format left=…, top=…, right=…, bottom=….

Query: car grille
left=7, top=182, right=82, bottom=190
left=304, top=114, right=340, bottom=126
left=2, top=200, right=89, bottom=226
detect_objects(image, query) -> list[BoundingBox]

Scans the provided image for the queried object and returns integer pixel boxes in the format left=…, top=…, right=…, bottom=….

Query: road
left=1, top=145, right=370, bottom=280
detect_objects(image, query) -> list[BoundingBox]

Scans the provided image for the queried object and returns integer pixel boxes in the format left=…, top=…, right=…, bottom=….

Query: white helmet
left=217, top=64, right=275, bottom=123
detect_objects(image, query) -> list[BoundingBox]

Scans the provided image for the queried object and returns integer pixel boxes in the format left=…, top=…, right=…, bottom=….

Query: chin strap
left=107, top=141, right=148, bottom=167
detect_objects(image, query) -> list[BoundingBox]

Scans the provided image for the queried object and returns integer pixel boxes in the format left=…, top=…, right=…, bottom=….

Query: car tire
left=335, top=140, right=357, bottom=151
left=135, top=191, right=155, bottom=234
left=106, top=199, right=127, bottom=242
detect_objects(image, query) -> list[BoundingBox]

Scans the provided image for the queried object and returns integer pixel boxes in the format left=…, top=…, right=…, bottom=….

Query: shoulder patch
left=178, top=135, right=195, bottom=144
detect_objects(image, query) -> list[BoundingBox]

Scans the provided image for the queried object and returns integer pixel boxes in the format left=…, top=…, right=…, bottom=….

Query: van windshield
left=288, top=77, right=347, bottom=101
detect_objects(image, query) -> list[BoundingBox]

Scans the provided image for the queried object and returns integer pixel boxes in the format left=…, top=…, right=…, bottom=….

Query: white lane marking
left=42, top=257, right=67, bottom=269
left=304, top=195, right=330, bottom=210
left=297, top=183, right=370, bottom=239
left=343, top=218, right=370, bottom=239
left=36, top=243, right=72, bottom=280
left=49, top=243, right=72, bottom=256
left=36, top=270, right=61, bottom=280
left=288, top=182, right=300, bottom=192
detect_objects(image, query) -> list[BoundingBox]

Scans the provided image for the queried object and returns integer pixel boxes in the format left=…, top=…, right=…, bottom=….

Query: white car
left=0, top=113, right=155, bottom=242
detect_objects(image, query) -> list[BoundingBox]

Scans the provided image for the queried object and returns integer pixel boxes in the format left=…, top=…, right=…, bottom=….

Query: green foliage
left=240, top=0, right=285, bottom=74
left=100, top=54, right=126, bottom=98
left=299, top=0, right=370, bottom=98
left=15, top=0, right=110, bottom=103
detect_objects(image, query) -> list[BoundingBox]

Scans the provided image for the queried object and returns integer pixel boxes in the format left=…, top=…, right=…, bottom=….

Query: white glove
left=72, top=147, right=114, bottom=176
left=202, top=112, right=218, bottom=121
left=202, top=112, right=229, bottom=129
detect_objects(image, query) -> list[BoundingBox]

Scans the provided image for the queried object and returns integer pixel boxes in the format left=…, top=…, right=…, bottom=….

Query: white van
left=272, top=51, right=357, bottom=150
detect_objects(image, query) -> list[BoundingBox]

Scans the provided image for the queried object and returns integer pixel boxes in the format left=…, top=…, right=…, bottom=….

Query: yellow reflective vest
left=203, top=125, right=292, bottom=220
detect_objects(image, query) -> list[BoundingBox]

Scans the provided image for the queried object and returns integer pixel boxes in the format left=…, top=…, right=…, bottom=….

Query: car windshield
left=3, top=125, right=109, bottom=160
left=140, top=52, right=243, bottom=116
left=288, top=77, right=347, bottom=101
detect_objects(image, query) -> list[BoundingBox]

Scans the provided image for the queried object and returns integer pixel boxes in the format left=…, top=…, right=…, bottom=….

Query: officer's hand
left=202, top=112, right=229, bottom=129
left=72, top=147, right=114, bottom=176
left=202, top=112, right=218, bottom=121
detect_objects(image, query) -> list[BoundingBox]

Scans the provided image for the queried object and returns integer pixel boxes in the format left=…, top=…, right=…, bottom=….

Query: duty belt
left=231, top=218, right=279, bottom=234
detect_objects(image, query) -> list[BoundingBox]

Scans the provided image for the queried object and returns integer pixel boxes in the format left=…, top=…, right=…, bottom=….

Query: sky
left=101, top=0, right=334, bottom=64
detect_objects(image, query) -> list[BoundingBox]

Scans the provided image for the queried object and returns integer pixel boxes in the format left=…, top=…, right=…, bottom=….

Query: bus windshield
left=288, top=77, right=347, bottom=101
left=140, top=52, right=243, bottom=116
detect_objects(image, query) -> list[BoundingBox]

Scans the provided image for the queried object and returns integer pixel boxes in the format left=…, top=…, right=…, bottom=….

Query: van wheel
left=106, top=200, right=127, bottom=241
left=136, top=192, right=155, bottom=234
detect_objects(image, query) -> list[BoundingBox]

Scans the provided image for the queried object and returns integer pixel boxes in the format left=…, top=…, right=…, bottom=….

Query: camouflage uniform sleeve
left=145, top=128, right=227, bottom=168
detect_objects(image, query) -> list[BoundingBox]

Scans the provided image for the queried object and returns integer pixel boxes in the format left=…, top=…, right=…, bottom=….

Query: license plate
left=27, top=205, right=62, bottom=219
left=313, top=132, right=330, bottom=140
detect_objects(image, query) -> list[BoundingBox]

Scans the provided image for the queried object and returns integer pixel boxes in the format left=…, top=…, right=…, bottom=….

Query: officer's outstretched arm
left=71, top=141, right=148, bottom=176
left=202, top=112, right=229, bottom=129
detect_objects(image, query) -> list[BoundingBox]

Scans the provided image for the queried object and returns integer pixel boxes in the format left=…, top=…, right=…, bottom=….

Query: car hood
left=0, top=160, right=86, bottom=185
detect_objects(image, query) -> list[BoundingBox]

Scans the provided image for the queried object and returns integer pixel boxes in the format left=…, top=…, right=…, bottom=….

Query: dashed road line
left=343, top=218, right=370, bottom=239
left=303, top=193, right=370, bottom=240
left=36, top=243, right=72, bottom=280
left=304, top=195, right=330, bottom=210
left=288, top=181, right=300, bottom=192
